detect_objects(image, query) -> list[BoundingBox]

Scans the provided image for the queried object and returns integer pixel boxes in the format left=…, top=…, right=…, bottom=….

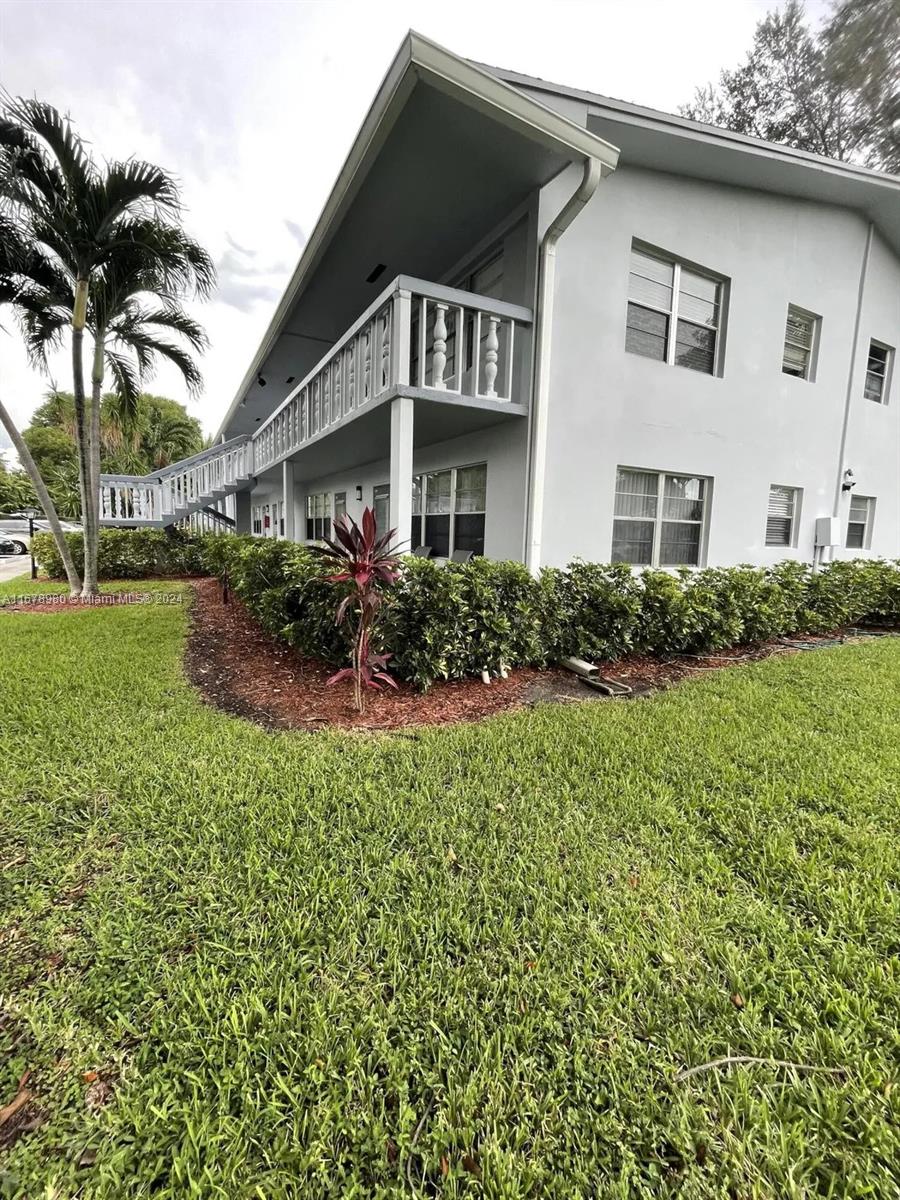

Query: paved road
left=0, top=556, right=32, bottom=584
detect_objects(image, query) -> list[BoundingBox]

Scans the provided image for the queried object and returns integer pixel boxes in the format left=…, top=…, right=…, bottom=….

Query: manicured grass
left=1, top=597, right=899, bottom=1198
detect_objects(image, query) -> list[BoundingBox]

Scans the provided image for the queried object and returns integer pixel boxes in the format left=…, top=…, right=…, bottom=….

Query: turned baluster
left=484, top=315, right=500, bottom=398
left=432, top=302, right=448, bottom=389
left=380, top=311, right=391, bottom=391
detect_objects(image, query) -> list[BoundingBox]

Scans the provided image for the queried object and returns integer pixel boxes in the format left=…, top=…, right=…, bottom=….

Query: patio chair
left=450, top=549, right=473, bottom=563
left=412, top=545, right=432, bottom=558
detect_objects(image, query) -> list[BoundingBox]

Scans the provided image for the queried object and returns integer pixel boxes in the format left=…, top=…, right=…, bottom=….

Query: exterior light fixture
left=257, top=375, right=267, bottom=387
left=355, top=485, right=363, bottom=501
left=842, top=468, right=856, bottom=492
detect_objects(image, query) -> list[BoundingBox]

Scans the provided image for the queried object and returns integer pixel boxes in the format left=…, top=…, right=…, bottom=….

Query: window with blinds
left=372, top=484, right=390, bottom=535
left=782, top=306, right=819, bottom=380
left=846, top=495, right=874, bottom=549
left=864, top=341, right=892, bottom=403
left=625, top=245, right=723, bottom=376
left=410, top=463, right=487, bottom=557
left=612, top=467, right=709, bottom=567
left=765, top=485, right=799, bottom=547
left=305, top=493, right=332, bottom=541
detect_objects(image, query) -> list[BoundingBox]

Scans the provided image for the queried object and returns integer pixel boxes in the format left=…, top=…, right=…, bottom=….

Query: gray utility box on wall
left=815, top=516, right=841, bottom=547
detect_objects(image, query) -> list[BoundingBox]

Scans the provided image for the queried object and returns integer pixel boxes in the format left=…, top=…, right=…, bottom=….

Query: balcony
left=99, top=275, right=531, bottom=528
left=251, top=274, right=532, bottom=474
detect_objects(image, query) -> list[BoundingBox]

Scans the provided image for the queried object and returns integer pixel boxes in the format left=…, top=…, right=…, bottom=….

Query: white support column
left=389, top=395, right=413, bottom=550
left=234, top=491, right=251, bottom=535
left=282, top=459, right=296, bottom=542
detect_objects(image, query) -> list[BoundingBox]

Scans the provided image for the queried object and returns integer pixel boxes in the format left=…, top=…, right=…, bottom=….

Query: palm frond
left=104, top=351, right=142, bottom=424
left=90, top=159, right=181, bottom=238
left=3, top=97, right=94, bottom=198
left=110, top=302, right=207, bottom=352
left=112, top=328, right=204, bottom=394
left=95, top=218, right=216, bottom=299
left=0, top=112, right=64, bottom=207
left=17, top=300, right=69, bottom=369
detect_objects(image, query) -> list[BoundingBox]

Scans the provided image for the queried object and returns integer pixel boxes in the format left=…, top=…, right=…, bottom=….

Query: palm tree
left=139, top=396, right=203, bottom=469
left=0, top=216, right=82, bottom=592
left=0, top=98, right=214, bottom=594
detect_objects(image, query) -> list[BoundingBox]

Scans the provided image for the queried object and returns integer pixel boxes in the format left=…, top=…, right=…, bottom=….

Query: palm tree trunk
left=89, top=331, right=105, bottom=579
left=0, top=394, right=82, bottom=595
left=72, top=278, right=97, bottom=596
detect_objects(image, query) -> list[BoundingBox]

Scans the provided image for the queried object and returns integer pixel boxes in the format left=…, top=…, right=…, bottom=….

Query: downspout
left=828, top=220, right=874, bottom=561
left=524, top=157, right=605, bottom=574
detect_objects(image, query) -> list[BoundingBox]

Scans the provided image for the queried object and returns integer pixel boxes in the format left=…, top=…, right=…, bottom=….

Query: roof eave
left=216, top=33, right=619, bottom=441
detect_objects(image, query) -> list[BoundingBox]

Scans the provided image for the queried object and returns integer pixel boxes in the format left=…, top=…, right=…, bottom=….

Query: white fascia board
left=216, top=32, right=619, bottom=441
left=407, top=32, right=618, bottom=172
left=487, top=63, right=900, bottom=194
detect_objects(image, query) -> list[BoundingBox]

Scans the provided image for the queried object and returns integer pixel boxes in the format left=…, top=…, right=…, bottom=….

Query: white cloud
left=0, top=0, right=831, bottom=436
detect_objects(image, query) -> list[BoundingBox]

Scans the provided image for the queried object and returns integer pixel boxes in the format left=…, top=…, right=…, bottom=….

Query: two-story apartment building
left=100, top=33, right=900, bottom=571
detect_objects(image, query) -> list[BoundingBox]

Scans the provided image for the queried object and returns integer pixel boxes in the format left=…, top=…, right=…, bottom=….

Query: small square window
left=864, top=341, right=893, bottom=403
left=766, top=485, right=800, bottom=547
left=782, top=305, right=819, bottom=381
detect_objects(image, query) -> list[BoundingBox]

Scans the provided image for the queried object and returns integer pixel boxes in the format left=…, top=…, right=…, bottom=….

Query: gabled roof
left=477, top=62, right=900, bottom=256
left=216, top=33, right=619, bottom=440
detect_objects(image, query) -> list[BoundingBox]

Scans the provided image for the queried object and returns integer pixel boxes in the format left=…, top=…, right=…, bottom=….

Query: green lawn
left=1, top=589, right=899, bottom=1198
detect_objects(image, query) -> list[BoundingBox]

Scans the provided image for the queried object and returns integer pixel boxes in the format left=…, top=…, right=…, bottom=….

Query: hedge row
left=31, top=529, right=219, bottom=581
left=34, top=530, right=900, bottom=689
left=211, top=537, right=900, bottom=690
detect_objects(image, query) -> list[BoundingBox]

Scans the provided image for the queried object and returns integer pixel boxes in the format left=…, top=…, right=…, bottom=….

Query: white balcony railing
left=99, top=275, right=532, bottom=526
left=252, top=275, right=532, bottom=472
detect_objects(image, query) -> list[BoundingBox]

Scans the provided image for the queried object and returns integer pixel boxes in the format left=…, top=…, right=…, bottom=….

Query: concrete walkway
left=0, top=556, right=31, bottom=584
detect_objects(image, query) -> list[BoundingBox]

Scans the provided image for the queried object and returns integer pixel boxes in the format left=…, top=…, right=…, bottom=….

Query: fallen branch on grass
left=674, top=1056, right=846, bottom=1083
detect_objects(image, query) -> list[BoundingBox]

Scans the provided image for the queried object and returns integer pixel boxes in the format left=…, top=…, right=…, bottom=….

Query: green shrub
left=544, top=561, right=643, bottom=661
left=207, top=543, right=900, bottom=688
left=36, top=528, right=900, bottom=689
left=31, top=529, right=221, bottom=581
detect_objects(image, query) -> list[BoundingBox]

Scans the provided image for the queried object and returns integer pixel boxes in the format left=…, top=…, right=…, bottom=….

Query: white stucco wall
left=250, top=420, right=529, bottom=560
left=538, top=163, right=900, bottom=569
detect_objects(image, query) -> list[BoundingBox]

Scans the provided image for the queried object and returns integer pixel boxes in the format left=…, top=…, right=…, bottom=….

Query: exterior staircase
left=99, top=436, right=253, bottom=528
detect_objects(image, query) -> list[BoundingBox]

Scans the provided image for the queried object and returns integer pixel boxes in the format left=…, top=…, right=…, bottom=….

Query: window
left=846, top=495, right=874, bottom=549
left=625, top=245, right=723, bottom=375
left=865, top=341, right=892, bottom=403
left=411, top=463, right=487, bottom=557
left=333, top=491, right=347, bottom=525
left=456, top=249, right=504, bottom=299
left=782, top=305, right=819, bottom=380
left=305, top=493, right=331, bottom=541
left=252, top=505, right=262, bottom=536
left=612, top=468, right=709, bottom=567
left=766, top=485, right=800, bottom=547
left=373, top=484, right=390, bottom=534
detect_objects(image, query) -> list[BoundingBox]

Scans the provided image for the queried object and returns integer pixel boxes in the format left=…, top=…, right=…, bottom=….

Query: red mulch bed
left=185, top=578, right=548, bottom=731
left=183, top=578, right=836, bottom=732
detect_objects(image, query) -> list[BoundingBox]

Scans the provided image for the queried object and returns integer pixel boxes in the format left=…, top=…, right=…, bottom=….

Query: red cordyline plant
left=310, top=507, right=402, bottom=712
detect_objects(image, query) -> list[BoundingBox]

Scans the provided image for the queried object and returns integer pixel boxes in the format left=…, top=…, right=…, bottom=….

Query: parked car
left=0, top=514, right=81, bottom=540
left=0, top=529, right=27, bottom=555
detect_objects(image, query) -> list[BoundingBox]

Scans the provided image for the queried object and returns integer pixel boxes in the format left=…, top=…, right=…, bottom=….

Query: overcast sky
left=0, top=0, right=830, bottom=447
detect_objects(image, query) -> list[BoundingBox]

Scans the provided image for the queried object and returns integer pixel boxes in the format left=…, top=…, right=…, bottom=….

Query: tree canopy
left=681, top=0, right=900, bottom=174
left=4, top=392, right=204, bottom=519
